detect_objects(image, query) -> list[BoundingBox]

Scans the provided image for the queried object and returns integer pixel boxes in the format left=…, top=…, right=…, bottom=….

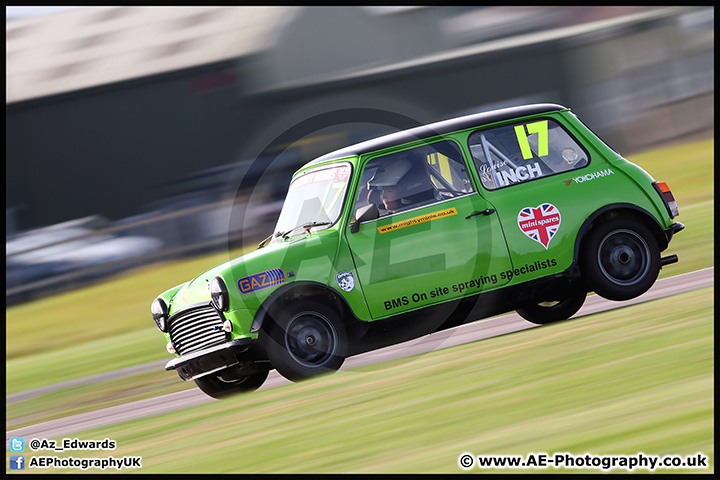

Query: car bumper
left=165, top=338, right=256, bottom=381
left=665, top=222, right=685, bottom=243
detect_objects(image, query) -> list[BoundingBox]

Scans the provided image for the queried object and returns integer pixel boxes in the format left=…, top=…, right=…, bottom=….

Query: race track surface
left=6, top=267, right=713, bottom=442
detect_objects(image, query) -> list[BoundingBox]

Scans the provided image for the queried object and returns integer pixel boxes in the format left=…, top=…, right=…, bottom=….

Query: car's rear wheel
left=516, top=290, right=586, bottom=325
left=581, top=217, right=660, bottom=301
left=261, top=300, right=347, bottom=382
left=194, top=368, right=269, bottom=399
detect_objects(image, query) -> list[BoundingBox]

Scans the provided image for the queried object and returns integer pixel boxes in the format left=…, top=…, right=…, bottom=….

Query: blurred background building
left=5, top=6, right=714, bottom=304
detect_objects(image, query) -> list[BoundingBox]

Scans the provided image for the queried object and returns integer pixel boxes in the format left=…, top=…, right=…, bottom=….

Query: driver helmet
left=367, top=152, right=435, bottom=207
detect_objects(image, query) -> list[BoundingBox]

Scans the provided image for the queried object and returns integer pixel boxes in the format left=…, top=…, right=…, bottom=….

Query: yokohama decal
left=517, top=203, right=561, bottom=250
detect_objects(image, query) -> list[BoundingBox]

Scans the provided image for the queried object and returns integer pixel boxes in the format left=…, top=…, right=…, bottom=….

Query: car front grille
left=168, top=303, right=226, bottom=356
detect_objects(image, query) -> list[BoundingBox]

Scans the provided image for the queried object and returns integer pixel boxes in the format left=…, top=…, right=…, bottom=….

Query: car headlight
left=151, top=298, right=169, bottom=332
left=210, top=276, right=229, bottom=311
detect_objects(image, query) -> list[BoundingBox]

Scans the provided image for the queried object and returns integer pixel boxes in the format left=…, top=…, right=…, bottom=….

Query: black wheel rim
left=597, top=228, right=650, bottom=286
left=284, top=311, right=338, bottom=368
left=537, top=300, right=561, bottom=308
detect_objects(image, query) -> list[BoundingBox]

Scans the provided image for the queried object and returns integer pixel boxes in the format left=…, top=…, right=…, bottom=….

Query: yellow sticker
left=377, top=208, right=458, bottom=234
left=515, top=120, right=549, bottom=160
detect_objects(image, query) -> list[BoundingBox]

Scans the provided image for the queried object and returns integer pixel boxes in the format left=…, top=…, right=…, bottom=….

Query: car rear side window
left=468, top=119, right=589, bottom=190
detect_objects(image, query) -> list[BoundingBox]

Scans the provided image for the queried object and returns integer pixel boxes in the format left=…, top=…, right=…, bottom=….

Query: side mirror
left=350, top=204, right=379, bottom=234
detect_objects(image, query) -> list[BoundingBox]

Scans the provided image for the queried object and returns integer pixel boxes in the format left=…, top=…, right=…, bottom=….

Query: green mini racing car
left=151, top=103, right=683, bottom=398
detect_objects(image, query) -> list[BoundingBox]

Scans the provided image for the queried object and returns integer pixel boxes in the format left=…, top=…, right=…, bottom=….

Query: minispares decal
left=237, top=268, right=286, bottom=294
left=517, top=203, right=561, bottom=250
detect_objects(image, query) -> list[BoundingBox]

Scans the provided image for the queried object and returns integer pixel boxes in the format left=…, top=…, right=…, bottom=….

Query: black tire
left=194, top=368, right=269, bottom=399
left=261, top=300, right=347, bottom=382
left=581, top=217, right=660, bottom=301
left=516, top=290, right=586, bottom=325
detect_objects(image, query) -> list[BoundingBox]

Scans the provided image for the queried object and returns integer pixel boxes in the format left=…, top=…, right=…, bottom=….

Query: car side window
left=355, top=140, right=474, bottom=217
left=468, top=119, right=589, bottom=190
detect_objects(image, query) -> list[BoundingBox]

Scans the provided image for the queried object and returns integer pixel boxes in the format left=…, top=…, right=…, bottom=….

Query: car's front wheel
left=261, top=300, right=347, bottom=382
left=581, top=217, right=660, bottom=301
left=194, top=368, right=269, bottom=399
left=516, top=290, right=586, bottom=325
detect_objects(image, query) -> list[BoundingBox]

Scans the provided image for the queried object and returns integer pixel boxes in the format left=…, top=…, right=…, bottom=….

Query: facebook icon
left=10, top=455, right=25, bottom=470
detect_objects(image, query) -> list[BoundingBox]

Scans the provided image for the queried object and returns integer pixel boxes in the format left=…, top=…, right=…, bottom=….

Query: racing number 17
left=514, top=120, right=548, bottom=160
left=319, top=182, right=345, bottom=216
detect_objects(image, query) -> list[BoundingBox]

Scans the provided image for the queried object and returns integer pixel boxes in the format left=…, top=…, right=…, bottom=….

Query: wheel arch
left=250, top=281, right=359, bottom=336
left=573, top=203, right=668, bottom=264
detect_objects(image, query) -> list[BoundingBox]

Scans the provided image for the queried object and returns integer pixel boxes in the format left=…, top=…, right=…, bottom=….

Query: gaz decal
left=517, top=203, right=561, bottom=250
left=237, top=268, right=286, bottom=294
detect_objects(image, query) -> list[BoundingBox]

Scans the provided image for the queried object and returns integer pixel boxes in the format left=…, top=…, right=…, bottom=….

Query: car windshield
left=271, top=163, right=352, bottom=241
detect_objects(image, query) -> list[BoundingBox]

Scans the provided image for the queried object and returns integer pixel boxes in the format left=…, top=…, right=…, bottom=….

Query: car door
left=467, top=117, right=593, bottom=281
left=345, top=139, right=513, bottom=319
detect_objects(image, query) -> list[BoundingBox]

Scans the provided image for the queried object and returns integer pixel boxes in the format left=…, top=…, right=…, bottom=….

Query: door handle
left=465, top=209, right=495, bottom=219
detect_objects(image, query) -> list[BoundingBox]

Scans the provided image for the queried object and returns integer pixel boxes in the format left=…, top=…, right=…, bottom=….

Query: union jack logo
left=517, top=203, right=561, bottom=250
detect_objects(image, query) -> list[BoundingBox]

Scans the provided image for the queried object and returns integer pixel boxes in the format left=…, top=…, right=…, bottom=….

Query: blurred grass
left=5, top=137, right=713, bottom=396
left=6, top=246, right=249, bottom=360
left=6, top=367, right=194, bottom=430
left=10, top=287, right=712, bottom=474
left=5, top=246, right=252, bottom=394
left=6, top=327, right=165, bottom=395
left=627, top=138, right=714, bottom=278
left=629, top=138, right=713, bottom=207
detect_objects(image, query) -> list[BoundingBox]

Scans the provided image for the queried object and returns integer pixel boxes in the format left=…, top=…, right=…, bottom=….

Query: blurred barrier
left=5, top=198, right=280, bottom=306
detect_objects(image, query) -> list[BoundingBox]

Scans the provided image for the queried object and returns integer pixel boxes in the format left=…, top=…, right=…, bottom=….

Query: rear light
left=653, top=181, right=679, bottom=218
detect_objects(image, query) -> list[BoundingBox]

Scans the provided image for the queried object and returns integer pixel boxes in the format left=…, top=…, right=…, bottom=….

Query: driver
left=367, top=152, right=436, bottom=214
